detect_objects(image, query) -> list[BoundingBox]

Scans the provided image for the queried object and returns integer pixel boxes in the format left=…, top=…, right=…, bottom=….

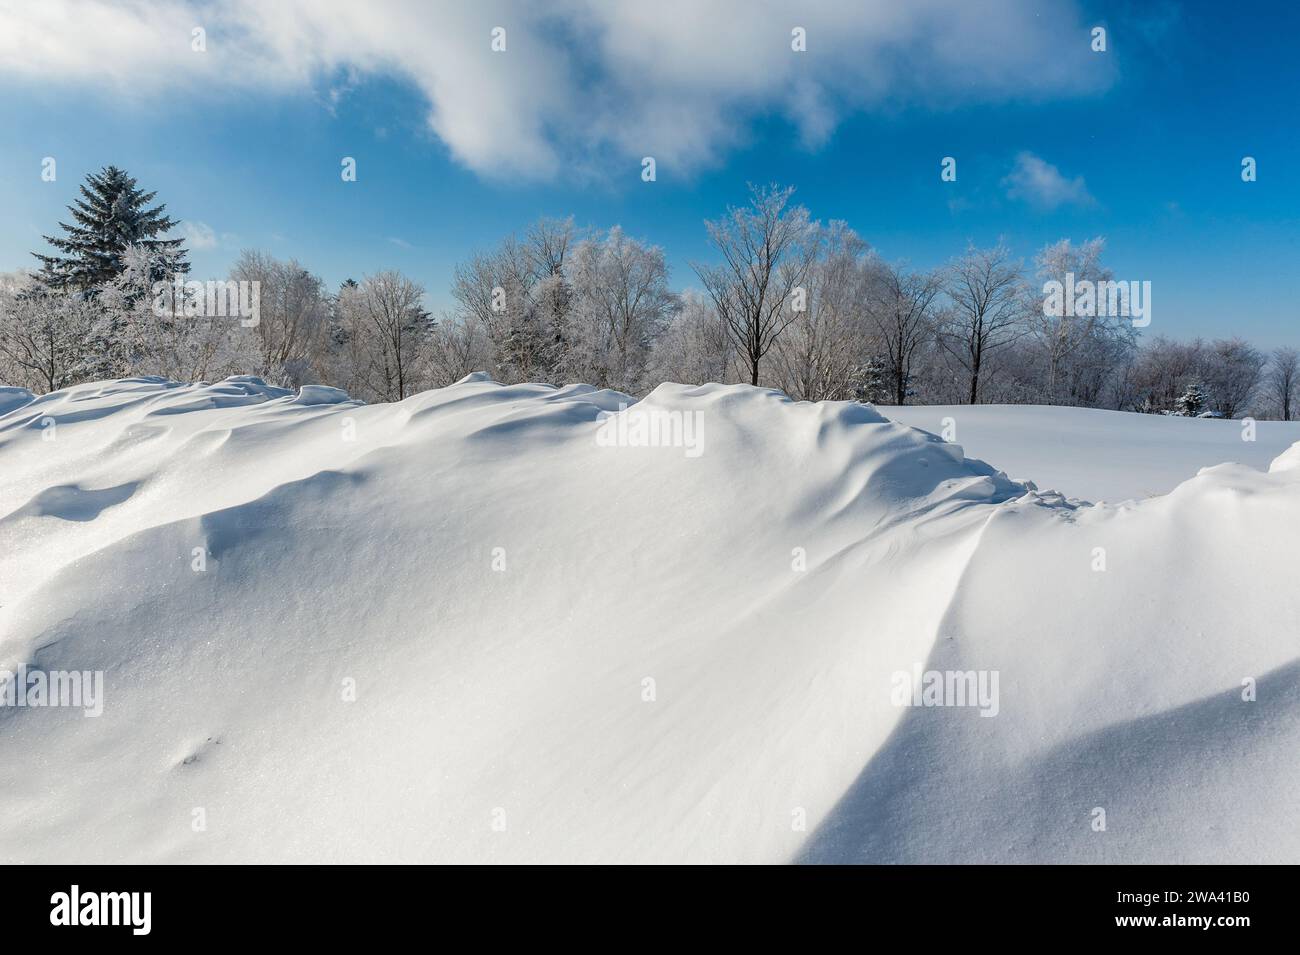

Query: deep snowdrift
left=1, top=376, right=1297, bottom=863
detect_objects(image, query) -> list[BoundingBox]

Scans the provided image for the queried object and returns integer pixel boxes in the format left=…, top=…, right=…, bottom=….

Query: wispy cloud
left=179, top=219, right=218, bottom=250
left=0, top=0, right=1116, bottom=182
left=1002, top=152, right=1095, bottom=211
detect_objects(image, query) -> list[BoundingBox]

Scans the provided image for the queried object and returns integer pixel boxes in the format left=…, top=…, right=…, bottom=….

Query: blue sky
left=1, top=0, right=1297, bottom=345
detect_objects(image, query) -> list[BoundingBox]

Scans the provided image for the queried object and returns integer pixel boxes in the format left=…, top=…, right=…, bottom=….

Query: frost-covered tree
left=85, top=244, right=184, bottom=380
left=567, top=227, right=677, bottom=393
left=1267, top=347, right=1299, bottom=421
left=1201, top=337, right=1265, bottom=419
left=317, top=279, right=368, bottom=396
left=0, top=273, right=97, bottom=392
left=230, top=250, right=328, bottom=388
left=451, top=221, right=579, bottom=384
left=33, top=165, right=188, bottom=291
left=868, top=260, right=942, bottom=405
left=1, top=245, right=244, bottom=393
left=345, top=270, right=431, bottom=401
left=525, top=218, right=576, bottom=375
left=1130, top=336, right=1204, bottom=413
left=694, top=184, right=820, bottom=386
left=645, top=291, right=735, bottom=387
left=849, top=354, right=889, bottom=404
left=770, top=222, right=875, bottom=401
left=939, top=243, right=1030, bottom=404
left=427, top=311, right=490, bottom=387
left=1175, top=382, right=1209, bottom=417
left=1030, top=238, right=1136, bottom=406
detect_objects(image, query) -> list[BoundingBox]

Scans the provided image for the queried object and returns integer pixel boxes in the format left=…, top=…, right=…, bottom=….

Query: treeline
left=2, top=174, right=1296, bottom=420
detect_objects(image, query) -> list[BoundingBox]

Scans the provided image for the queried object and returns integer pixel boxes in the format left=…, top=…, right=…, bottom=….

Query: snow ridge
left=1, top=375, right=1298, bottom=863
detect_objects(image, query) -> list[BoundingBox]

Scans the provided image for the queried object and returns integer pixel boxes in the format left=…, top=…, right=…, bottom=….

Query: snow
left=1, top=376, right=1297, bottom=863
left=880, top=403, right=1300, bottom=503
left=0, top=386, right=33, bottom=418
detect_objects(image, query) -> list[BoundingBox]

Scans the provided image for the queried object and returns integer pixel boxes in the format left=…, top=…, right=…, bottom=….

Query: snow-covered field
left=882, top=403, right=1300, bottom=503
left=2, top=376, right=1298, bottom=863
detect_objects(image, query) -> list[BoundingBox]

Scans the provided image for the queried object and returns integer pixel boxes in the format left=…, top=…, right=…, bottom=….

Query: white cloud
left=179, top=219, right=218, bottom=249
left=0, top=0, right=1116, bottom=181
left=1002, top=152, right=1095, bottom=210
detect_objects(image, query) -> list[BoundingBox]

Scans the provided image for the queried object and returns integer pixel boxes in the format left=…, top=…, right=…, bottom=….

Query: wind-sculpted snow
left=0, top=387, right=33, bottom=418
left=0, top=376, right=1296, bottom=863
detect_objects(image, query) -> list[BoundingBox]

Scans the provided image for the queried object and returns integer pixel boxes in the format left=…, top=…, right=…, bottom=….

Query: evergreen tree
left=850, top=354, right=890, bottom=404
left=33, top=165, right=188, bottom=291
left=1175, top=382, right=1209, bottom=417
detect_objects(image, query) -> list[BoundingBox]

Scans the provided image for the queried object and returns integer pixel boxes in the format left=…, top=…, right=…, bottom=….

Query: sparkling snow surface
left=1, top=376, right=1297, bottom=863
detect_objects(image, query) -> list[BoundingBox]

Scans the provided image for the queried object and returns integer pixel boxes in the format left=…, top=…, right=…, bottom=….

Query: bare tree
left=316, top=279, right=367, bottom=397
left=693, top=184, right=820, bottom=386
left=351, top=270, right=430, bottom=401
left=770, top=222, right=875, bottom=401
left=0, top=279, right=96, bottom=393
left=1267, top=347, right=1299, bottom=421
left=939, top=243, right=1030, bottom=404
left=645, top=291, right=735, bottom=386
left=869, top=260, right=942, bottom=405
left=427, top=311, right=490, bottom=387
left=525, top=217, right=576, bottom=373
left=567, top=227, right=677, bottom=393
left=450, top=220, right=580, bottom=384
left=1131, top=336, right=1204, bottom=413
left=230, top=251, right=328, bottom=387
left=1202, top=337, right=1266, bottom=419
left=1032, top=237, right=1125, bottom=403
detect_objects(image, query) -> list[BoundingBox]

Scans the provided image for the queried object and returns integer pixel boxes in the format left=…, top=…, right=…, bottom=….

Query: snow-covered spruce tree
left=1175, top=382, right=1209, bottom=417
left=850, top=354, right=890, bottom=404
left=33, top=165, right=188, bottom=291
